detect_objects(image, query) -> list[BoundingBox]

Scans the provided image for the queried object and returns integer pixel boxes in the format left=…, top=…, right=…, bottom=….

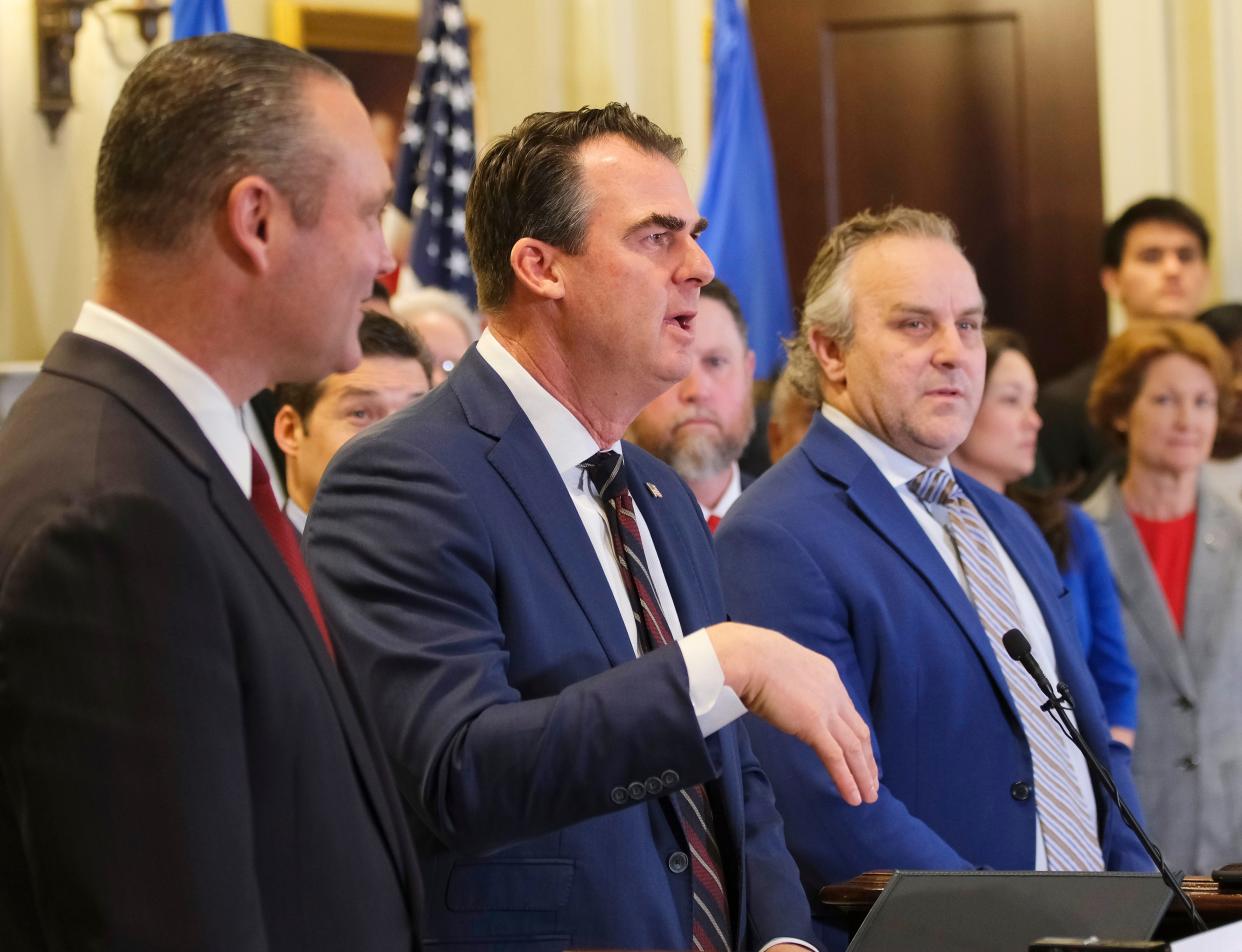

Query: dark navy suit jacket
left=0, top=334, right=420, bottom=952
left=307, top=346, right=815, bottom=951
left=716, top=415, right=1150, bottom=942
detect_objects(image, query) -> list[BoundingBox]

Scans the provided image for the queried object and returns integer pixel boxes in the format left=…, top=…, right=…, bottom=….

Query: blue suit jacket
left=306, top=346, right=815, bottom=951
left=716, top=417, right=1150, bottom=918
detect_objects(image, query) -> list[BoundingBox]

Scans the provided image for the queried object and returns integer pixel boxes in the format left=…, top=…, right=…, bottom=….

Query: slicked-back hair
left=95, top=33, right=347, bottom=253
left=784, top=206, right=961, bottom=401
left=1101, top=196, right=1210, bottom=270
left=465, top=102, right=685, bottom=312
left=701, top=278, right=749, bottom=344
left=274, top=311, right=431, bottom=428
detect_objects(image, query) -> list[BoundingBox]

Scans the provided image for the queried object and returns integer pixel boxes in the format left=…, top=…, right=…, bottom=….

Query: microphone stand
left=1033, top=677, right=1207, bottom=933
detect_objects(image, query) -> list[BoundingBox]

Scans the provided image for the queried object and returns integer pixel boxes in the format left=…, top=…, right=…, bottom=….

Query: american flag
left=395, top=0, right=477, bottom=306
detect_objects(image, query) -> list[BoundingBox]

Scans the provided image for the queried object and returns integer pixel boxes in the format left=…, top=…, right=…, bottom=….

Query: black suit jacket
left=0, top=332, right=421, bottom=952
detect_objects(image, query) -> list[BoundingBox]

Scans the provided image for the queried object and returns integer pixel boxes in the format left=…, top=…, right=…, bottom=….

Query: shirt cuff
left=758, top=939, right=817, bottom=952
left=679, top=628, right=747, bottom=737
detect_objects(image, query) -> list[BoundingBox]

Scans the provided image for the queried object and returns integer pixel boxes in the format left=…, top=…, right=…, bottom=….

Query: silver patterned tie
left=909, top=467, right=1105, bottom=871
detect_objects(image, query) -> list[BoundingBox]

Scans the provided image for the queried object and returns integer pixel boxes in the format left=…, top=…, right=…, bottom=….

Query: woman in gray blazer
left=1084, top=319, right=1242, bottom=875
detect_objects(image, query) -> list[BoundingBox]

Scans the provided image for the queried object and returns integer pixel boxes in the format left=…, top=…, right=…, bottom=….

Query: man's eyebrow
left=888, top=303, right=987, bottom=316
left=625, top=213, right=710, bottom=238
left=626, top=213, right=685, bottom=236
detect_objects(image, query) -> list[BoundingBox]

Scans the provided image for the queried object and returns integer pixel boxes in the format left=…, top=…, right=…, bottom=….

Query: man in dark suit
left=715, top=207, right=1151, bottom=949
left=306, top=103, right=877, bottom=952
left=0, top=35, right=421, bottom=951
left=627, top=278, right=758, bottom=527
left=1036, top=196, right=1212, bottom=494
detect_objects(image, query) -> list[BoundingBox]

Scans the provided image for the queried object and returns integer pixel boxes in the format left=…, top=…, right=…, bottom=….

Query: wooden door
left=752, top=0, right=1104, bottom=375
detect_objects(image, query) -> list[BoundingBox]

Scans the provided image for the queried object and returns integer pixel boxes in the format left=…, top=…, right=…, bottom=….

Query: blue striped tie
left=909, top=467, right=1105, bottom=871
left=583, top=450, right=734, bottom=952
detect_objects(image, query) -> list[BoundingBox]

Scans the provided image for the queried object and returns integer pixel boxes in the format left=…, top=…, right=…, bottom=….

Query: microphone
left=1002, top=628, right=1207, bottom=933
left=1002, top=629, right=1057, bottom=704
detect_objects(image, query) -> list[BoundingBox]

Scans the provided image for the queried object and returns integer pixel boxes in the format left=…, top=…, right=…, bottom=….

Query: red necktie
left=582, top=450, right=733, bottom=952
left=248, top=447, right=335, bottom=661
left=706, top=514, right=722, bottom=533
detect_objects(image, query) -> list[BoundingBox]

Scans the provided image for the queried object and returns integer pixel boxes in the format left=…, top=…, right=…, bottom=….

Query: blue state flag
left=698, top=0, right=793, bottom=379
left=172, top=0, right=229, bottom=40
left=394, top=0, right=477, bottom=306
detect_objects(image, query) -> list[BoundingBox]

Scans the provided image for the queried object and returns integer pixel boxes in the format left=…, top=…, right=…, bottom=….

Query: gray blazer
left=1084, top=476, right=1242, bottom=874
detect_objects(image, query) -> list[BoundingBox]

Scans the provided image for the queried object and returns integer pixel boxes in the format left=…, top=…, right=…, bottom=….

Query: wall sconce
left=36, top=0, right=172, bottom=142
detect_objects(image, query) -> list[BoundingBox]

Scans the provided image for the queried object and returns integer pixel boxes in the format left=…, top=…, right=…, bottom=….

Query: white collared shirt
left=821, top=404, right=1099, bottom=869
left=284, top=498, right=309, bottom=535
left=701, top=462, right=743, bottom=524
left=73, top=302, right=252, bottom=497
left=477, top=330, right=746, bottom=736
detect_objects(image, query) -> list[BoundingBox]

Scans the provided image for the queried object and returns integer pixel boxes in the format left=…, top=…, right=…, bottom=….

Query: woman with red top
left=1083, top=319, right=1241, bottom=875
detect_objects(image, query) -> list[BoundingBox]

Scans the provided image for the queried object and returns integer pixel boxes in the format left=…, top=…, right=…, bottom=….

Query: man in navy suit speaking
left=306, top=104, right=878, bottom=951
left=715, top=207, right=1151, bottom=948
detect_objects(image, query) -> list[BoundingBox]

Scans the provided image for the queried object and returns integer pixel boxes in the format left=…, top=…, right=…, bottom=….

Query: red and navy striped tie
left=582, top=450, right=733, bottom=952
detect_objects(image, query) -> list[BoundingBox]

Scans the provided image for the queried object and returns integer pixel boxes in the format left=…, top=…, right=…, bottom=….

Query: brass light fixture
left=35, top=0, right=172, bottom=141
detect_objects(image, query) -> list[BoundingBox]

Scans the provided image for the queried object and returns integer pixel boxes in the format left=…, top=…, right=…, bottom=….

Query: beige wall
left=1095, top=0, right=1237, bottom=332
left=1, top=0, right=1234, bottom=361
left=0, top=0, right=710, bottom=361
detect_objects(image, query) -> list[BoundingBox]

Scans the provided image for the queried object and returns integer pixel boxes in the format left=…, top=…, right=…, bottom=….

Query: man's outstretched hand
left=709, top=622, right=878, bottom=806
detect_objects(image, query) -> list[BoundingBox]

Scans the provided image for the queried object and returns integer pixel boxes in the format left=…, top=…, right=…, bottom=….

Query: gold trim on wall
left=270, top=2, right=487, bottom=136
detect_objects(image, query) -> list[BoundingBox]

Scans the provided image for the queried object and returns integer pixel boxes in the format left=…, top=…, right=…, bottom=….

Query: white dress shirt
left=477, top=331, right=746, bottom=736
left=821, top=404, right=1100, bottom=869
left=701, top=462, right=743, bottom=524
left=284, top=498, right=309, bottom=535
left=73, top=302, right=252, bottom=497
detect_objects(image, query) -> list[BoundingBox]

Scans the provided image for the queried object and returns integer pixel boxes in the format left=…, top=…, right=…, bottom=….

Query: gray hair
left=392, top=286, right=479, bottom=340
left=784, top=207, right=960, bottom=400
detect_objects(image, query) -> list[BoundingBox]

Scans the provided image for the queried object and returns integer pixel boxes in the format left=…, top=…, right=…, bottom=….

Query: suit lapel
left=626, top=454, right=713, bottom=634
left=453, top=350, right=638, bottom=668
left=1183, top=488, right=1236, bottom=684
left=801, top=417, right=1023, bottom=721
left=1093, top=480, right=1197, bottom=702
left=46, top=334, right=412, bottom=894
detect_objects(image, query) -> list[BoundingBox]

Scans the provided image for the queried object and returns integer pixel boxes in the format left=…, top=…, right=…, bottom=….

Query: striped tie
left=908, top=467, right=1104, bottom=872
left=582, top=451, right=734, bottom=952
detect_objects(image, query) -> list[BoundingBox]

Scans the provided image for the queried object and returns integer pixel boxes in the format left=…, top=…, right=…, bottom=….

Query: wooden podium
left=818, top=872, right=1242, bottom=942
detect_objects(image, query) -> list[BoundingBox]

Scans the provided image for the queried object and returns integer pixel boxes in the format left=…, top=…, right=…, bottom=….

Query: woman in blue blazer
left=952, top=329, right=1138, bottom=746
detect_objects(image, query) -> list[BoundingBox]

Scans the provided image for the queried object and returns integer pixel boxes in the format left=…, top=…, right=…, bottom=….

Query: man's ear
left=273, top=404, right=304, bottom=458
left=1100, top=266, right=1119, bottom=300
left=510, top=238, right=566, bottom=301
left=744, top=348, right=757, bottom=382
left=809, top=326, right=847, bottom=386
left=226, top=174, right=280, bottom=273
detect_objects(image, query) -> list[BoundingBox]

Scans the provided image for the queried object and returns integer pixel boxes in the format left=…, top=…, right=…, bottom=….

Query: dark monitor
left=846, top=871, right=1171, bottom=952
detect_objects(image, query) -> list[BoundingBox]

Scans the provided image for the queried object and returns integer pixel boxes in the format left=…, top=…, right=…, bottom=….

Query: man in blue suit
left=305, top=104, right=878, bottom=952
left=716, top=207, right=1151, bottom=947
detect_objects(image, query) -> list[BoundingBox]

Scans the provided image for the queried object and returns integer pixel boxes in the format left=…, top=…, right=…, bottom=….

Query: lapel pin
left=646, top=482, right=662, bottom=498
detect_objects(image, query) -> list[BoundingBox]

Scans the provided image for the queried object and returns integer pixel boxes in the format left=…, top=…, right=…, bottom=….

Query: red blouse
left=1129, top=508, right=1197, bottom=634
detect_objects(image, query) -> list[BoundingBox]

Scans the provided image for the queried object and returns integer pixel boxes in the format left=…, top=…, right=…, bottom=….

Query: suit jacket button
left=668, top=851, right=690, bottom=873
left=661, top=769, right=679, bottom=786
left=610, top=786, right=628, bottom=805
left=1177, top=696, right=1195, bottom=711
left=628, top=780, right=647, bottom=800
left=1011, top=781, right=1032, bottom=801
left=645, top=776, right=664, bottom=795
left=1180, top=755, right=1200, bottom=771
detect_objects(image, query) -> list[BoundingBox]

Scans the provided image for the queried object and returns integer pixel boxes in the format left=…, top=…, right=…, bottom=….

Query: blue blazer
left=1062, top=504, right=1140, bottom=731
left=306, top=346, right=816, bottom=951
left=716, top=417, right=1150, bottom=909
